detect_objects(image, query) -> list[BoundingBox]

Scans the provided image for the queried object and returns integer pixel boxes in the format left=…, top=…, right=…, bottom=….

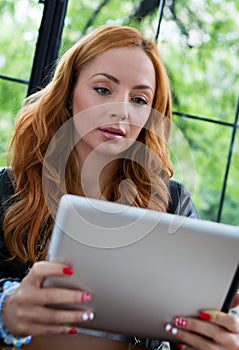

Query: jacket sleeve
left=168, top=180, right=198, bottom=218
left=0, top=167, right=28, bottom=280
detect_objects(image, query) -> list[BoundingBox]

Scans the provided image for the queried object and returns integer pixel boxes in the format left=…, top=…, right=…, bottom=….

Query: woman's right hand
left=2, top=261, right=94, bottom=337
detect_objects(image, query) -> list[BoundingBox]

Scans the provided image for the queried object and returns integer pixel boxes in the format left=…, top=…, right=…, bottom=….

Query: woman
left=0, top=25, right=238, bottom=349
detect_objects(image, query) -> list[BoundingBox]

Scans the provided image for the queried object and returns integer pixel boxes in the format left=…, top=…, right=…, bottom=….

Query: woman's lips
left=98, top=127, right=125, bottom=140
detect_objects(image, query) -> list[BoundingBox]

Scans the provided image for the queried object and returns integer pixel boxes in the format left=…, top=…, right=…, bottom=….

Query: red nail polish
left=176, top=344, right=184, bottom=349
left=81, top=292, right=92, bottom=303
left=198, top=312, right=211, bottom=321
left=174, top=317, right=187, bottom=327
left=63, top=267, right=74, bottom=275
left=68, top=327, right=77, bottom=334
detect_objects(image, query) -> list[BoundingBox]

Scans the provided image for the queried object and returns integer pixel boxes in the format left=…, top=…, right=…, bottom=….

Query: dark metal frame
left=0, top=0, right=238, bottom=223
left=27, top=0, right=69, bottom=95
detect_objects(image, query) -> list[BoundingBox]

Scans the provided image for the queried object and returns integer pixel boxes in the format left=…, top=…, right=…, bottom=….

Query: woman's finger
left=198, top=310, right=239, bottom=333
left=165, top=311, right=239, bottom=350
left=8, top=321, right=77, bottom=337
left=164, top=322, right=216, bottom=350
left=16, top=306, right=94, bottom=330
left=42, top=288, right=92, bottom=305
left=171, top=315, right=222, bottom=340
left=22, top=261, right=74, bottom=287
left=4, top=292, right=94, bottom=336
left=10, top=285, right=92, bottom=306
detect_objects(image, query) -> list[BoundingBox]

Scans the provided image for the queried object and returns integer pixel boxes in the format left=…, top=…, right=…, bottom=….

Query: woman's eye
left=131, top=97, right=147, bottom=105
left=93, top=87, right=111, bottom=96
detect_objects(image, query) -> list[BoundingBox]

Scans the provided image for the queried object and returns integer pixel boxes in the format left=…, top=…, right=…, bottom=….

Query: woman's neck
left=74, top=145, right=119, bottom=200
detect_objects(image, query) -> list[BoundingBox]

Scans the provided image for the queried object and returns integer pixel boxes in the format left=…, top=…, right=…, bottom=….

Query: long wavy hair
left=4, top=25, right=173, bottom=263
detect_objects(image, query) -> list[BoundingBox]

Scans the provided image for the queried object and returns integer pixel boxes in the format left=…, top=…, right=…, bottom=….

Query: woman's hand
left=165, top=292, right=239, bottom=349
left=2, top=261, right=94, bottom=337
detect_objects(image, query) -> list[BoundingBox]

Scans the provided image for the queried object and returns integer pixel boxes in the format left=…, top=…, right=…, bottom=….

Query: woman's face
left=72, top=46, right=156, bottom=160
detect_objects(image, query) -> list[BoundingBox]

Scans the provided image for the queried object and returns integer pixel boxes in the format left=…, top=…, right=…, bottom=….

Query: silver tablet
left=44, top=194, right=239, bottom=341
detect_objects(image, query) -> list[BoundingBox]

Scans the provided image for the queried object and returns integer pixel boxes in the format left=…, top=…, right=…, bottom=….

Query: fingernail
left=62, top=267, right=74, bottom=275
left=176, top=344, right=184, bottom=349
left=81, top=292, right=92, bottom=303
left=165, top=323, right=172, bottom=332
left=165, top=324, right=178, bottom=335
left=68, top=327, right=77, bottom=334
left=198, top=312, right=211, bottom=321
left=82, top=311, right=94, bottom=321
left=174, top=317, right=187, bottom=327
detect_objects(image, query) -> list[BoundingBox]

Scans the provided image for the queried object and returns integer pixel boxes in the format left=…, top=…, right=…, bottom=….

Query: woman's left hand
left=165, top=302, right=239, bottom=349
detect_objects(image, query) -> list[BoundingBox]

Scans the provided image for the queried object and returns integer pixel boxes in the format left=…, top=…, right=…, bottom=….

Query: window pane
left=170, top=117, right=234, bottom=222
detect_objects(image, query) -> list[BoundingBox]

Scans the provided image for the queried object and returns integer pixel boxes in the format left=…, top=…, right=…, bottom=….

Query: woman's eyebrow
left=91, top=73, right=119, bottom=84
left=91, top=73, right=154, bottom=92
left=132, top=85, right=154, bottom=92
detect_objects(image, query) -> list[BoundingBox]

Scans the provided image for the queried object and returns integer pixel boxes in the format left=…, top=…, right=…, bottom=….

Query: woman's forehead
left=78, top=46, right=156, bottom=91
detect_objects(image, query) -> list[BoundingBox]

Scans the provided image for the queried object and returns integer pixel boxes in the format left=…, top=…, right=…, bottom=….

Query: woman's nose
left=109, top=101, right=129, bottom=120
left=110, top=90, right=130, bottom=120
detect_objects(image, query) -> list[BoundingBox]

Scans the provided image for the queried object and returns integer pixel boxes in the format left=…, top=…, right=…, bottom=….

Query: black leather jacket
left=0, top=167, right=197, bottom=349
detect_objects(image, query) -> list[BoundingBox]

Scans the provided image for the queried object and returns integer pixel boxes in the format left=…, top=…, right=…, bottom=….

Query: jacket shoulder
left=0, top=167, right=15, bottom=215
left=168, top=179, right=198, bottom=218
left=0, top=166, right=12, bottom=182
left=0, top=167, right=15, bottom=198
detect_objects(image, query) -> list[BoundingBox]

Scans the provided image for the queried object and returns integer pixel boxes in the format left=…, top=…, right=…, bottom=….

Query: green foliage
left=0, top=0, right=238, bottom=224
left=0, top=0, right=43, bottom=166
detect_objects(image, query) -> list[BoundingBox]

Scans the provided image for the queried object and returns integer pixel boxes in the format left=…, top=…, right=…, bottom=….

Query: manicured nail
left=81, top=292, right=92, bottom=303
left=198, top=312, right=211, bottom=321
left=165, top=324, right=178, bottom=334
left=82, top=311, right=94, bottom=321
left=176, top=344, right=184, bottom=349
left=165, top=323, right=172, bottom=332
left=62, top=267, right=74, bottom=275
left=68, top=327, right=77, bottom=334
left=174, top=317, right=187, bottom=327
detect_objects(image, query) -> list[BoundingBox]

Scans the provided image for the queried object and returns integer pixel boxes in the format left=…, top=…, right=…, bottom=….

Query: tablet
left=44, top=194, right=239, bottom=341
